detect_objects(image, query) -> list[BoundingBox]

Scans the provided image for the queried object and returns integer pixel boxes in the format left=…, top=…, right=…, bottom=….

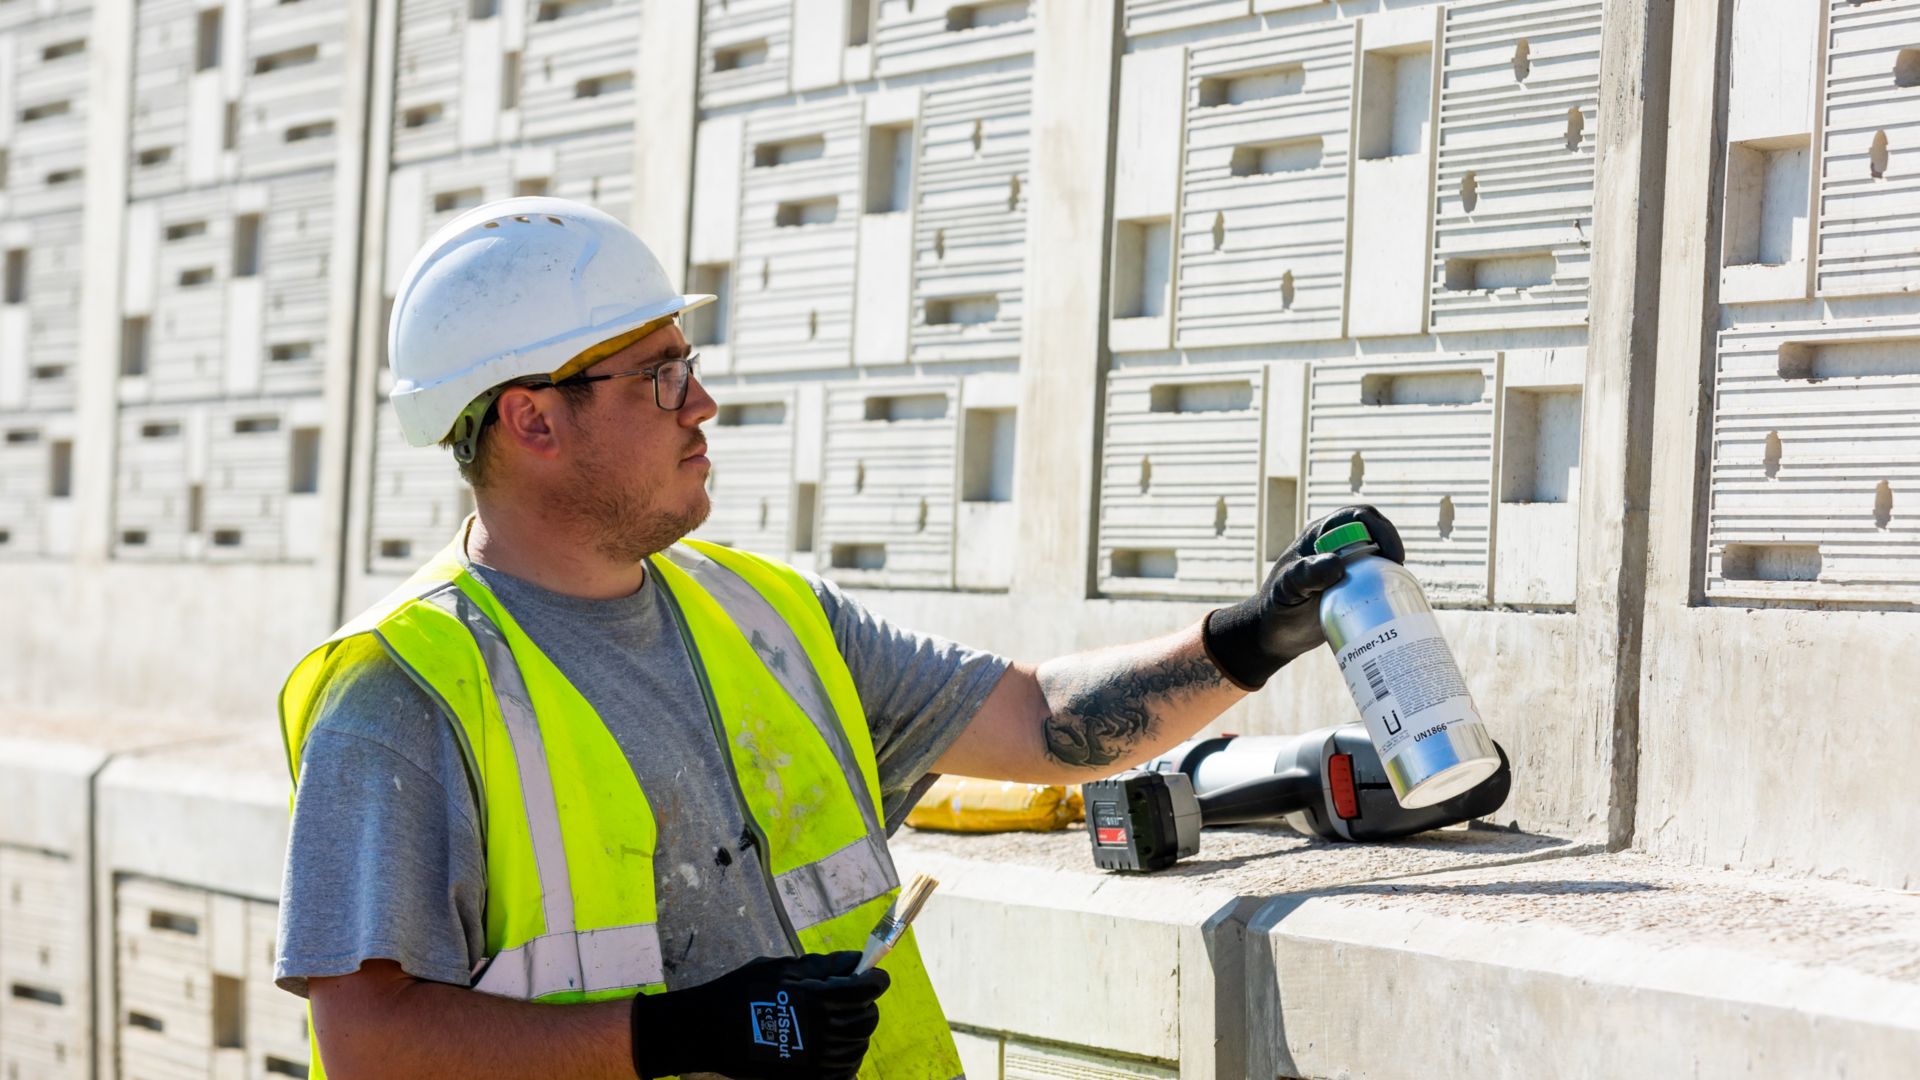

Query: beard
left=556, top=425, right=712, bottom=564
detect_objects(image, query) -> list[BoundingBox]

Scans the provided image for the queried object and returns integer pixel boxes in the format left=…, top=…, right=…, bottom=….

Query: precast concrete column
left=631, top=0, right=700, bottom=287
left=1009, top=0, right=1121, bottom=600
left=72, top=0, right=137, bottom=563
left=1572, top=0, right=1675, bottom=848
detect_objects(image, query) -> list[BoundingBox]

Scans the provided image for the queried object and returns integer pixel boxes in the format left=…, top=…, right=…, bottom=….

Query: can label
left=1331, top=611, right=1480, bottom=761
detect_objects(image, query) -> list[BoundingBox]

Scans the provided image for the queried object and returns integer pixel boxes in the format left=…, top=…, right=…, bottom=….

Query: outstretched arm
left=932, top=506, right=1406, bottom=785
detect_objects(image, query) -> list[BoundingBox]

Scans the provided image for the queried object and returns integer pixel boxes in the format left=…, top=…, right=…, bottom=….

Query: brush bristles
left=893, top=873, right=938, bottom=926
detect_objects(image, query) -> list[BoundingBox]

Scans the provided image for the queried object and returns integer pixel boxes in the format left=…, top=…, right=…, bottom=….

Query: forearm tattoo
left=1039, top=653, right=1227, bottom=770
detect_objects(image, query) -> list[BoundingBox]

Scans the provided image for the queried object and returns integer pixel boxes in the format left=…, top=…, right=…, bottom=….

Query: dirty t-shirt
left=274, top=557, right=1009, bottom=999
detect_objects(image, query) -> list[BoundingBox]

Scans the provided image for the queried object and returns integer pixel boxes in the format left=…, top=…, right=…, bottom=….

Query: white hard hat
left=387, top=196, right=714, bottom=460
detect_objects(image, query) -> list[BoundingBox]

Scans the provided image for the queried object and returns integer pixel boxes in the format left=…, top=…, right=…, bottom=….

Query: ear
left=491, top=386, right=564, bottom=463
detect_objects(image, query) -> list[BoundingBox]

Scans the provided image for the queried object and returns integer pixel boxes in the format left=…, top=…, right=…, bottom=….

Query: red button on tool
left=1328, top=753, right=1359, bottom=819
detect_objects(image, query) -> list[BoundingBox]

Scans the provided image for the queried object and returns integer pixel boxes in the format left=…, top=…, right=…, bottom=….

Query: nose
left=680, top=373, right=717, bottom=426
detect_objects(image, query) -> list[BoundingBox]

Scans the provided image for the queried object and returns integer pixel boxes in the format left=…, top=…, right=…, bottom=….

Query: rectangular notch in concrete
left=864, top=393, right=948, bottom=422
left=1360, top=370, right=1484, bottom=406
left=1721, top=134, right=1811, bottom=302
left=753, top=135, right=827, bottom=168
left=1356, top=46, right=1432, bottom=160
left=1500, top=388, right=1581, bottom=503
left=196, top=7, right=223, bottom=71
left=774, top=197, right=839, bottom=227
left=1229, top=137, right=1324, bottom=176
left=961, top=408, right=1016, bottom=502
left=1149, top=380, right=1253, bottom=413
left=830, top=543, right=886, bottom=569
left=1721, top=543, right=1821, bottom=582
left=1198, top=64, right=1305, bottom=107
left=924, top=296, right=998, bottom=326
left=1443, top=253, right=1555, bottom=292
left=50, top=440, right=73, bottom=497
left=3, top=249, right=24, bottom=304
left=121, top=316, right=150, bottom=376
left=1262, top=478, right=1298, bottom=562
left=717, top=401, right=788, bottom=426
left=289, top=427, right=320, bottom=494
left=253, top=44, right=319, bottom=75
left=1112, top=218, right=1172, bottom=319
left=1111, top=549, right=1178, bottom=578
left=793, top=482, right=817, bottom=553
left=1778, top=339, right=1920, bottom=380
left=233, top=214, right=262, bottom=278
left=685, top=265, right=731, bottom=346
left=946, top=0, right=1029, bottom=32
left=714, top=40, right=769, bottom=72
left=864, top=123, right=914, bottom=214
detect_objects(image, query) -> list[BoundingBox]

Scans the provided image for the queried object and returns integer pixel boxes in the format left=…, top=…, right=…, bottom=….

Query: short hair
left=440, top=380, right=597, bottom=489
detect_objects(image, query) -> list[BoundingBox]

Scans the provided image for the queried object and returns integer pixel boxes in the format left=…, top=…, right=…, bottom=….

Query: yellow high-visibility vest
left=280, top=530, right=963, bottom=1079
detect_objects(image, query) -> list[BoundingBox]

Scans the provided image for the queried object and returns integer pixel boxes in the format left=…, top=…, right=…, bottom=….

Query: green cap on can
left=1313, top=521, right=1373, bottom=555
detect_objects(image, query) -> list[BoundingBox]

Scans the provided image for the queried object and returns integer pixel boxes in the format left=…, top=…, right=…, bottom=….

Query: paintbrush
left=854, top=873, right=939, bottom=974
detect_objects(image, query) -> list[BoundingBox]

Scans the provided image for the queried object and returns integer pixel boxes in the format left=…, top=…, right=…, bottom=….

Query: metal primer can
left=1315, top=521, right=1501, bottom=808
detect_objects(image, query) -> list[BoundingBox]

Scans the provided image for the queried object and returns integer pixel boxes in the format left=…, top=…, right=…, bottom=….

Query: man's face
left=546, top=321, right=718, bottom=563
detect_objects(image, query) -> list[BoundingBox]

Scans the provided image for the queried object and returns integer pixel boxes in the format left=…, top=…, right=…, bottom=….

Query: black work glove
left=1202, top=505, right=1406, bottom=691
left=630, top=951, right=890, bottom=1080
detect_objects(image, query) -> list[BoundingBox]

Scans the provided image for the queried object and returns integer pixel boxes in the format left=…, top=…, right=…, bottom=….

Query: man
left=276, top=197, right=1404, bottom=1079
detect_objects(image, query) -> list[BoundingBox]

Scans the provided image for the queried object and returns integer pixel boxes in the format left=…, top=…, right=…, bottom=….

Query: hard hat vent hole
left=546, top=216, right=563, bottom=225
left=482, top=221, right=499, bottom=229
left=514, top=215, right=530, bottom=223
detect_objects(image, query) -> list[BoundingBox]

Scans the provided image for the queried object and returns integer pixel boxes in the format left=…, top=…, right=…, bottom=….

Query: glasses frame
left=534, top=352, right=702, bottom=411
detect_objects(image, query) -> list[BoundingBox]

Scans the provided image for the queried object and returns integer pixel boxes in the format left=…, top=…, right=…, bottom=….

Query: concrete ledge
left=893, top=826, right=1920, bottom=1079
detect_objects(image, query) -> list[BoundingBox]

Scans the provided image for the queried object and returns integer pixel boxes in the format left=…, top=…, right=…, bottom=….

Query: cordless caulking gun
left=1084, top=724, right=1513, bottom=872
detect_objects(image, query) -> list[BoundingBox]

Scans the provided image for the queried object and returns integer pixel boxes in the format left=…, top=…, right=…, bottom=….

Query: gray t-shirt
left=275, top=556, right=1008, bottom=998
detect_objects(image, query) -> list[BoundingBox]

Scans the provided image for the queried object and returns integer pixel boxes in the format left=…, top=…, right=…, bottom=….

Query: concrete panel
left=697, top=386, right=798, bottom=560
left=872, top=0, right=1036, bottom=80
left=790, top=0, right=852, bottom=92
left=1123, top=0, right=1249, bottom=38
left=689, top=115, right=744, bottom=267
left=699, top=0, right=790, bottom=109
left=1110, top=48, right=1185, bottom=353
left=1347, top=7, right=1440, bottom=339
left=518, top=0, right=641, bottom=142
left=1429, top=0, right=1604, bottom=332
left=816, top=378, right=959, bottom=589
left=1175, top=24, right=1355, bottom=347
left=1816, top=0, right=1920, bottom=297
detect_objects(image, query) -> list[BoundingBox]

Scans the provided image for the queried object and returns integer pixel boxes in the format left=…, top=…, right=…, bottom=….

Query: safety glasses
left=544, top=353, right=701, bottom=411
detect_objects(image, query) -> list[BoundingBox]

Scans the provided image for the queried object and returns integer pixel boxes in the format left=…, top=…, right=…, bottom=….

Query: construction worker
left=275, top=196, right=1405, bottom=1079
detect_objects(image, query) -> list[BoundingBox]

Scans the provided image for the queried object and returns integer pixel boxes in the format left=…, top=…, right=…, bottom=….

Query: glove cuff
left=629, top=989, right=693, bottom=1080
left=1202, top=603, right=1283, bottom=692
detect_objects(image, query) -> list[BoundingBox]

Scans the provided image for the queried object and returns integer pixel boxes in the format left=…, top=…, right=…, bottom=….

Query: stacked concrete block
left=815, top=379, right=961, bottom=588
left=0, top=411, right=76, bottom=557
left=1818, top=0, right=1920, bottom=297
left=0, top=7, right=92, bottom=218
left=1097, top=365, right=1269, bottom=600
left=0, top=211, right=84, bottom=410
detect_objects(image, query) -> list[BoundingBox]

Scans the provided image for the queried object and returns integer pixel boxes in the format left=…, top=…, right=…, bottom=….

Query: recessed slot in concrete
left=46, top=168, right=80, bottom=186
left=434, top=188, right=479, bottom=216
left=402, top=104, right=442, bottom=129
left=234, top=415, right=279, bottom=434
left=41, top=39, right=85, bottom=62
left=1564, top=107, right=1585, bottom=151
left=864, top=124, right=914, bottom=213
left=1139, top=456, right=1152, bottom=493
left=149, top=910, right=200, bottom=935
left=1007, top=173, right=1021, bottom=211
left=1870, top=130, right=1889, bottom=178
left=501, top=52, right=522, bottom=109
left=1875, top=479, right=1893, bottom=529
left=10, top=983, right=61, bottom=1006
left=757, top=498, right=769, bottom=531
left=1721, top=542, right=1821, bottom=581
left=379, top=539, right=411, bottom=558
left=179, top=266, right=214, bottom=287
left=753, top=135, right=827, bottom=168
left=1211, top=212, right=1226, bottom=252
left=1443, top=253, right=1555, bottom=291
left=0, top=149, right=9, bottom=188
left=1149, top=380, right=1254, bottom=413
left=1111, top=548, right=1178, bottom=579
left=223, top=101, right=239, bottom=149
left=1198, top=63, right=1306, bottom=107
left=1500, top=387, right=1582, bottom=503
left=269, top=342, right=312, bottom=363
left=575, top=72, right=632, bottom=99
left=794, top=483, right=817, bottom=552
left=49, top=440, right=72, bottom=498
left=537, top=0, right=615, bottom=19
left=1778, top=339, right=1920, bottom=380
left=1512, top=39, right=1530, bottom=82
left=120, top=529, right=148, bottom=546
left=718, top=401, right=786, bottom=427
left=1112, top=218, right=1172, bottom=319
left=1213, top=497, right=1229, bottom=536
left=1356, top=46, right=1432, bottom=160
left=4, top=249, right=26, bottom=304
left=760, top=260, right=771, bottom=289
left=31, top=363, right=65, bottom=381
left=137, top=146, right=172, bottom=167
left=933, top=229, right=946, bottom=260
left=970, top=119, right=984, bottom=156
left=1263, top=478, right=1298, bottom=562
left=806, top=309, right=818, bottom=340
left=471, top=0, right=499, bottom=17
left=830, top=543, right=887, bottom=570
left=1461, top=171, right=1478, bottom=212
left=855, top=461, right=866, bottom=493
left=285, top=121, right=332, bottom=144
left=213, top=975, right=244, bottom=1049
left=4, top=429, right=37, bottom=443
left=264, top=1057, right=308, bottom=1078
left=864, top=393, right=948, bottom=421
left=290, top=428, right=321, bottom=494
left=233, top=213, right=262, bottom=277
left=1280, top=270, right=1295, bottom=310
left=774, top=197, right=839, bottom=227
left=140, top=421, right=180, bottom=439
left=946, top=0, right=1028, bottom=31
left=514, top=176, right=548, bottom=197
left=121, top=317, right=150, bottom=375
left=1362, top=370, right=1486, bottom=406
left=685, top=264, right=731, bottom=345
left=1229, top=137, right=1324, bottom=175
left=848, top=0, right=872, bottom=45
left=915, top=497, right=929, bottom=532
left=196, top=8, right=222, bottom=71
left=187, top=485, right=204, bottom=533
left=1723, top=135, right=1811, bottom=268
left=1763, top=431, right=1782, bottom=478
left=164, top=220, right=206, bottom=241
left=1897, top=49, right=1920, bottom=88
left=713, top=40, right=769, bottom=72
left=128, top=1012, right=164, bottom=1033
left=1438, top=495, right=1455, bottom=539
left=254, top=44, right=318, bottom=75
left=962, top=408, right=1016, bottom=502
left=19, top=100, right=70, bottom=123
left=1349, top=452, right=1365, bottom=493
left=924, top=295, right=998, bottom=325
